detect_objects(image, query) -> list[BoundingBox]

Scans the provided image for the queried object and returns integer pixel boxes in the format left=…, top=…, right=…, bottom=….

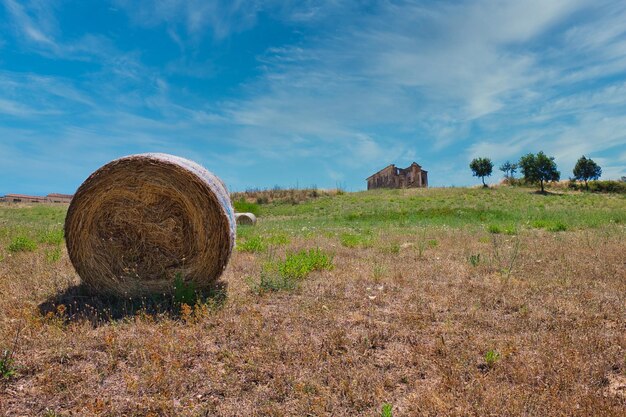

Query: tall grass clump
left=248, top=248, right=334, bottom=293
left=232, top=199, right=260, bottom=215
left=237, top=235, right=266, bottom=253
left=340, top=233, right=372, bottom=248
left=8, top=236, right=37, bottom=253
left=38, top=228, right=64, bottom=245
left=278, top=248, right=334, bottom=280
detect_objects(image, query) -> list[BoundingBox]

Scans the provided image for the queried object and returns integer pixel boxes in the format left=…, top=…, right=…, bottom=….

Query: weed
left=501, top=237, right=521, bottom=279
left=1, top=327, right=21, bottom=380
left=381, top=243, right=400, bottom=254
left=340, top=233, right=371, bottom=248
left=381, top=403, right=393, bottom=417
left=468, top=254, right=481, bottom=266
left=38, top=228, right=64, bottom=245
left=173, top=274, right=196, bottom=305
left=548, top=222, right=567, bottom=232
left=237, top=235, right=266, bottom=253
left=484, top=349, right=500, bottom=368
left=503, top=225, right=517, bottom=235
left=415, top=229, right=429, bottom=258
left=479, top=236, right=491, bottom=244
left=278, top=248, right=334, bottom=280
left=8, top=235, right=37, bottom=252
left=0, top=349, right=16, bottom=380
left=232, top=199, right=260, bottom=215
left=45, top=246, right=62, bottom=263
left=265, top=233, right=290, bottom=246
left=428, top=239, right=438, bottom=248
left=248, top=269, right=297, bottom=294
left=372, top=263, right=387, bottom=282
left=488, top=224, right=502, bottom=234
left=248, top=249, right=333, bottom=294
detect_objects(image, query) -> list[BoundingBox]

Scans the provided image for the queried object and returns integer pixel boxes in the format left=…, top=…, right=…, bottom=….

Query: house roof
left=366, top=164, right=395, bottom=180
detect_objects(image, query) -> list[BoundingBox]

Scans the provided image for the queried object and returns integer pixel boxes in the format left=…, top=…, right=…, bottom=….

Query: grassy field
left=0, top=187, right=625, bottom=416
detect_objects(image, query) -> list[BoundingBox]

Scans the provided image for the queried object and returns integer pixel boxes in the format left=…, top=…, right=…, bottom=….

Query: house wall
left=368, top=165, right=399, bottom=189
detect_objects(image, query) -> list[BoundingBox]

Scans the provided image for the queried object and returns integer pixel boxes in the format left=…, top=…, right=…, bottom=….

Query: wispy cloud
left=2, top=0, right=59, bottom=49
left=113, top=0, right=261, bottom=41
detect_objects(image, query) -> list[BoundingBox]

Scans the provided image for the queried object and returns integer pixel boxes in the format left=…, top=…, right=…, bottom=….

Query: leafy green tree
left=518, top=151, right=560, bottom=193
left=573, top=156, right=602, bottom=190
left=499, top=160, right=518, bottom=179
left=470, top=157, right=494, bottom=187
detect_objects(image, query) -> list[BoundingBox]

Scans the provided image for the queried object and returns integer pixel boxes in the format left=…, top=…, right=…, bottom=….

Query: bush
left=588, top=180, right=626, bottom=194
left=567, top=180, right=626, bottom=193
left=8, top=236, right=37, bottom=252
left=505, top=178, right=529, bottom=187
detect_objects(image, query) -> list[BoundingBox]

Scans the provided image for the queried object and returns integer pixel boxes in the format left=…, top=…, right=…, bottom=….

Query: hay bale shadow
left=38, top=282, right=227, bottom=326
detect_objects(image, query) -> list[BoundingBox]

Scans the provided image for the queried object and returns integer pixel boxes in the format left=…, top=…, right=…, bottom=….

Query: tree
left=573, top=156, right=601, bottom=190
left=518, top=151, right=560, bottom=193
left=499, top=160, right=518, bottom=179
left=470, top=157, right=494, bottom=187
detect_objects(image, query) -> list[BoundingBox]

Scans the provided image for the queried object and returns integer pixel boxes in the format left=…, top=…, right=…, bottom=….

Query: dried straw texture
left=65, top=153, right=235, bottom=296
left=235, top=212, right=257, bottom=225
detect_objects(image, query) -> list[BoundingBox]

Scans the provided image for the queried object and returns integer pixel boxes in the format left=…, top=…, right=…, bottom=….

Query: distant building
left=2, top=194, right=49, bottom=203
left=0, top=193, right=73, bottom=203
left=366, top=162, right=428, bottom=190
left=46, top=193, right=73, bottom=203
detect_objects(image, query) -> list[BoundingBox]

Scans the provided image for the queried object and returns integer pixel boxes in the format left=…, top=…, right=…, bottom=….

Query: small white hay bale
left=235, top=212, right=257, bottom=226
left=64, top=153, right=235, bottom=296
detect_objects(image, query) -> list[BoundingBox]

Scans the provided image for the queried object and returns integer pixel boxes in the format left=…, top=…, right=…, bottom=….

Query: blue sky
left=1, top=0, right=625, bottom=194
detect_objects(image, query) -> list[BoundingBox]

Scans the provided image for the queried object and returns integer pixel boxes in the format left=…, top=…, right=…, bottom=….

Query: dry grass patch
left=1, top=189, right=625, bottom=416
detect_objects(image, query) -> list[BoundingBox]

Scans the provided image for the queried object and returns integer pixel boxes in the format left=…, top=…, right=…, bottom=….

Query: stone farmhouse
left=366, top=162, right=428, bottom=190
left=0, top=193, right=73, bottom=203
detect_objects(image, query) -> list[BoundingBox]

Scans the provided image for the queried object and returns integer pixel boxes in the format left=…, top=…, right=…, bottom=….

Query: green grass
left=381, top=403, right=393, bottom=417
left=237, top=235, right=266, bottom=253
left=484, top=349, right=501, bottom=368
left=38, top=228, right=64, bottom=245
left=0, top=351, right=16, bottom=380
left=277, top=248, right=334, bottom=280
left=7, top=236, right=37, bottom=252
left=340, top=232, right=373, bottom=248
left=232, top=199, right=260, bottom=216
left=236, top=232, right=290, bottom=253
left=250, top=187, right=625, bottom=236
left=1, top=186, right=623, bottom=256
left=248, top=248, right=334, bottom=294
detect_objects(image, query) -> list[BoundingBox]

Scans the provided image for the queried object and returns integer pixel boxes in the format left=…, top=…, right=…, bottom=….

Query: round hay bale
left=65, top=153, right=235, bottom=296
left=235, top=212, right=257, bottom=226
